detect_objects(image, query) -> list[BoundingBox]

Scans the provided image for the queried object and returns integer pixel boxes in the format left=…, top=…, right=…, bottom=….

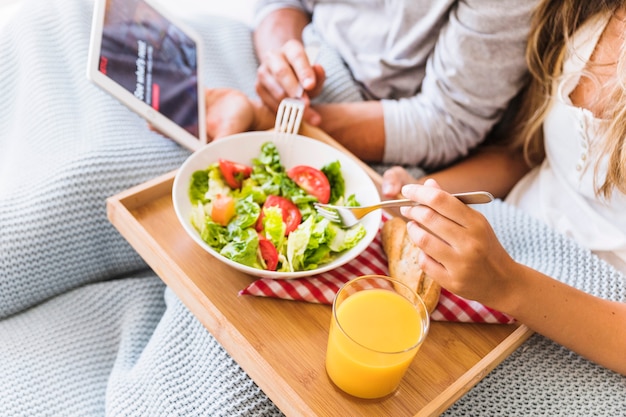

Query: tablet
left=87, top=0, right=206, bottom=151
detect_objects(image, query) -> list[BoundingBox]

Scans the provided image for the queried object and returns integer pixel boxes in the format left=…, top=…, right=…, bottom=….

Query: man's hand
left=205, top=88, right=257, bottom=140
left=255, top=39, right=325, bottom=126
left=382, top=166, right=422, bottom=198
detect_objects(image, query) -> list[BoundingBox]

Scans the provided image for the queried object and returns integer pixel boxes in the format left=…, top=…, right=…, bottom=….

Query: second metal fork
left=274, top=98, right=305, bottom=134
left=314, top=191, right=494, bottom=228
left=273, top=42, right=321, bottom=135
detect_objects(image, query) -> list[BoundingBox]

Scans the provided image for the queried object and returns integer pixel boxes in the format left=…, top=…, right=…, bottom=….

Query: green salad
left=188, top=141, right=366, bottom=273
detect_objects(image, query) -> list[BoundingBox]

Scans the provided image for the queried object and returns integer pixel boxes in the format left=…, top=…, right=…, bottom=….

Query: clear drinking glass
left=325, top=275, right=430, bottom=399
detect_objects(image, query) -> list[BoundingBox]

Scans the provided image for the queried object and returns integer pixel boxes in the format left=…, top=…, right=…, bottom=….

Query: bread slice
left=381, top=217, right=441, bottom=313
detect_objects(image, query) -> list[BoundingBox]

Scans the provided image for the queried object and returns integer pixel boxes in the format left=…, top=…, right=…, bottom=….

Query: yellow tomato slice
left=211, top=195, right=236, bottom=226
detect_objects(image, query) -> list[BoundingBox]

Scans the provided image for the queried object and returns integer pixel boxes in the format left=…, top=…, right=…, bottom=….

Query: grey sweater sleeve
left=382, top=0, right=536, bottom=169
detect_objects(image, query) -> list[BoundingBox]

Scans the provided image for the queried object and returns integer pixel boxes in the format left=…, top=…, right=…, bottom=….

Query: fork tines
left=313, top=203, right=341, bottom=222
left=274, top=98, right=305, bottom=135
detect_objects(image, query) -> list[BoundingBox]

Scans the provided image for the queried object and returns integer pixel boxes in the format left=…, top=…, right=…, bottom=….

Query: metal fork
left=273, top=42, right=321, bottom=135
left=314, top=191, right=494, bottom=228
left=274, top=98, right=306, bottom=134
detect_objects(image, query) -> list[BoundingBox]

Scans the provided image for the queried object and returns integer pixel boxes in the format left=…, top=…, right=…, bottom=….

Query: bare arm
left=253, top=8, right=310, bottom=63
left=423, top=145, right=531, bottom=197
left=400, top=181, right=626, bottom=375
left=314, top=101, right=386, bottom=162
left=382, top=144, right=531, bottom=199
left=502, top=263, right=626, bottom=375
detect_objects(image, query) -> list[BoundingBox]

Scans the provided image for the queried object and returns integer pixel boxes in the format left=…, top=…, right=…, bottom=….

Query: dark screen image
left=99, top=0, right=199, bottom=138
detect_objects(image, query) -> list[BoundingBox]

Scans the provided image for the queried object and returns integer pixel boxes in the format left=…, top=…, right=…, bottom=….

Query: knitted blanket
left=0, top=0, right=624, bottom=416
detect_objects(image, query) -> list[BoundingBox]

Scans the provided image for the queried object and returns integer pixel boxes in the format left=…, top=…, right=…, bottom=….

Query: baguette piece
left=381, top=217, right=441, bottom=313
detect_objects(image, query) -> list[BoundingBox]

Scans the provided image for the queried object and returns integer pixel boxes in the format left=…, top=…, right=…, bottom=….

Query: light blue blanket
left=0, top=0, right=624, bottom=416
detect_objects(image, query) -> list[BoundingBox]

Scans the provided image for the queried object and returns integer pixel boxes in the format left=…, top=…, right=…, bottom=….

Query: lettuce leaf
left=322, top=160, right=345, bottom=204
left=189, top=170, right=210, bottom=205
left=286, top=215, right=315, bottom=272
left=260, top=205, right=286, bottom=250
left=327, top=222, right=367, bottom=252
left=229, top=195, right=260, bottom=231
left=220, top=227, right=259, bottom=268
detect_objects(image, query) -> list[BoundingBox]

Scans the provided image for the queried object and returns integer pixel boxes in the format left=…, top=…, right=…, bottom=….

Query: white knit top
left=506, top=12, right=626, bottom=273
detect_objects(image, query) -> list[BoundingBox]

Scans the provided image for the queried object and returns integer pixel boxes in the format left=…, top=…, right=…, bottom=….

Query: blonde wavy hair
left=511, top=0, right=626, bottom=198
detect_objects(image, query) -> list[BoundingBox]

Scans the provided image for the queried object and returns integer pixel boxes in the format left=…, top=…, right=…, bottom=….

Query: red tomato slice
left=218, top=159, right=252, bottom=189
left=255, top=195, right=302, bottom=235
left=258, top=237, right=279, bottom=271
left=287, top=165, right=331, bottom=204
left=211, top=194, right=235, bottom=226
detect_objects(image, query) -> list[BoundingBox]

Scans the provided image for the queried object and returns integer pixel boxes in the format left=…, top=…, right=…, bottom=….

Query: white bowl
left=172, top=131, right=381, bottom=279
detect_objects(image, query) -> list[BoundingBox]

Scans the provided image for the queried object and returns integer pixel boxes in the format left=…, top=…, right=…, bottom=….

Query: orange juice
left=326, top=287, right=427, bottom=399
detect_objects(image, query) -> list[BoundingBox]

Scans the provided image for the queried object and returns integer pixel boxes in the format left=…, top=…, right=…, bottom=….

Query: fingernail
left=382, top=183, right=392, bottom=196
left=304, top=76, right=315, bottom=85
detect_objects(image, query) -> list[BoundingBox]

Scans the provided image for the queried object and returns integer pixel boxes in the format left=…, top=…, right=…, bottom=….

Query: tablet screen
left=89, top=0, right=205, bottom=149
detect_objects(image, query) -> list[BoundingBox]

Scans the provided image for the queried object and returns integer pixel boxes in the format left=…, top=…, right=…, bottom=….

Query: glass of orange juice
left=325, top=275, right=430, bottom=399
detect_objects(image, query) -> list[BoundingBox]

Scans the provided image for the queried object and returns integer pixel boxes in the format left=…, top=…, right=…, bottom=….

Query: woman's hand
left=255, top=39, right=325, bottom=126
left=401, top=180, right=626, bottom=375
left=400, top=179, right=517, bottom=306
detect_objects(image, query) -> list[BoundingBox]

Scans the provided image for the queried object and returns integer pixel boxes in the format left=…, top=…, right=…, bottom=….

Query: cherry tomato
left=218, top=159, right=252, bottom=189
left=211, top=194, right=235, bottom=226
left=258, top=237, right=279, bottom=271
left=287, top=165, right=331, bottom=204
left=255, top=195, right=302, bottom=235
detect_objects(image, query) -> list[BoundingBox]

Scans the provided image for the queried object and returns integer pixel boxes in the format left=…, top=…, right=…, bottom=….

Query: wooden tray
left=107, top=125, right=532, bottom=417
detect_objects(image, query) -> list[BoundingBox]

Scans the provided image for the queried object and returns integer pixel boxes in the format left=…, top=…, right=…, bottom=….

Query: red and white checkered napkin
left=240, top=214, right=515, bottom=324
